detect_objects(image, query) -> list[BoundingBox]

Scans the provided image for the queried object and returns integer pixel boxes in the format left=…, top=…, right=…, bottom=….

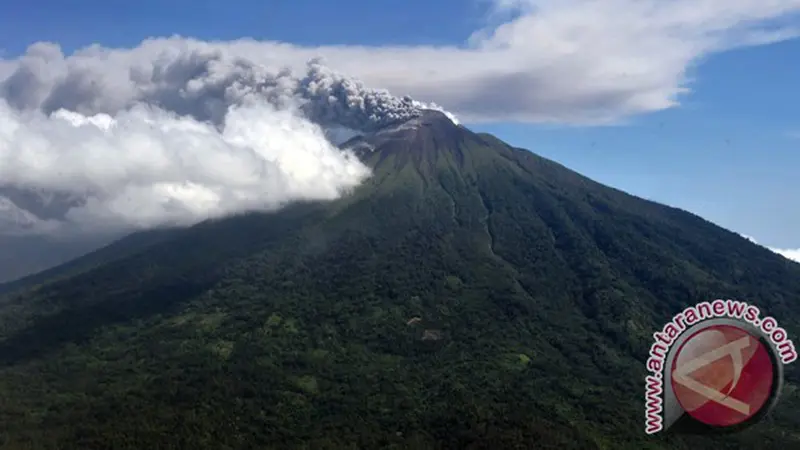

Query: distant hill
left=0, top=227, right=180, bottom=295
left=0, top=187, right=114, bottom=284
left=0, top=233, right=117, bottom=284
left=1, top=111, right=799, bottom=449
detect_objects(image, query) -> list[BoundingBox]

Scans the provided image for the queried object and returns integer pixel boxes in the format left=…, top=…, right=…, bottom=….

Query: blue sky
left=475, top=40, right=800, bottom=249
left=1, top=0, right=798, bottom=251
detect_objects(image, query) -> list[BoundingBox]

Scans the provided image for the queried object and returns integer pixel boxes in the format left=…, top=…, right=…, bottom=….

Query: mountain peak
left=377, top=108, right=459, bottom=135
left=340, top=108, right=470, bottom=174
left=405, top=108, right=456, bottom=126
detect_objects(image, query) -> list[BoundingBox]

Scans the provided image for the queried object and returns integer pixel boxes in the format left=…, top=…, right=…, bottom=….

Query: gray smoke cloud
left=0, top=41, right=458, bottom=237
left=1, top=43, right=455, bottom=133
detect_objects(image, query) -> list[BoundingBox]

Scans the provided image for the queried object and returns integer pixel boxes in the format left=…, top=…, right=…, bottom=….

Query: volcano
left=1, top=112, right=799, bottom=449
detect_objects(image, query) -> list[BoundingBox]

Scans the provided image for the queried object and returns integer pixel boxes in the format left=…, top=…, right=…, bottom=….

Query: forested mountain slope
left=1, top=111, right=799, bottom=449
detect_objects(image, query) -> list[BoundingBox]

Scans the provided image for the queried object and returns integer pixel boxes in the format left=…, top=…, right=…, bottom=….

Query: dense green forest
left=1, top=112, right=799, bottom=449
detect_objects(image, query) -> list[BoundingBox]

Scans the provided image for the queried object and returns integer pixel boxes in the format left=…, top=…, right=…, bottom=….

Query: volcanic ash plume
left=0, top=42, right=457, bottom=235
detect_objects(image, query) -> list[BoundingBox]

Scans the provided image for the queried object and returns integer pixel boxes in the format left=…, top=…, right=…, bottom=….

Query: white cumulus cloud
left=739, top=234, right=800, bottom=263
left=194, top=0, right=798, bottom=124
left=0, top=99, right=369, bottom=235
left=774, top=248, right=800, bottom=262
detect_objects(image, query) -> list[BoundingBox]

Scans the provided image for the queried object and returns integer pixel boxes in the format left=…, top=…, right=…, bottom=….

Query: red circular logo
left=670, top=324, right=774, bottom=427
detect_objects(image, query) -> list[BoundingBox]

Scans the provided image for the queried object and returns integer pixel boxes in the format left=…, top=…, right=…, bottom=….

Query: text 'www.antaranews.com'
left=644, top=299, right=797, bottom=435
